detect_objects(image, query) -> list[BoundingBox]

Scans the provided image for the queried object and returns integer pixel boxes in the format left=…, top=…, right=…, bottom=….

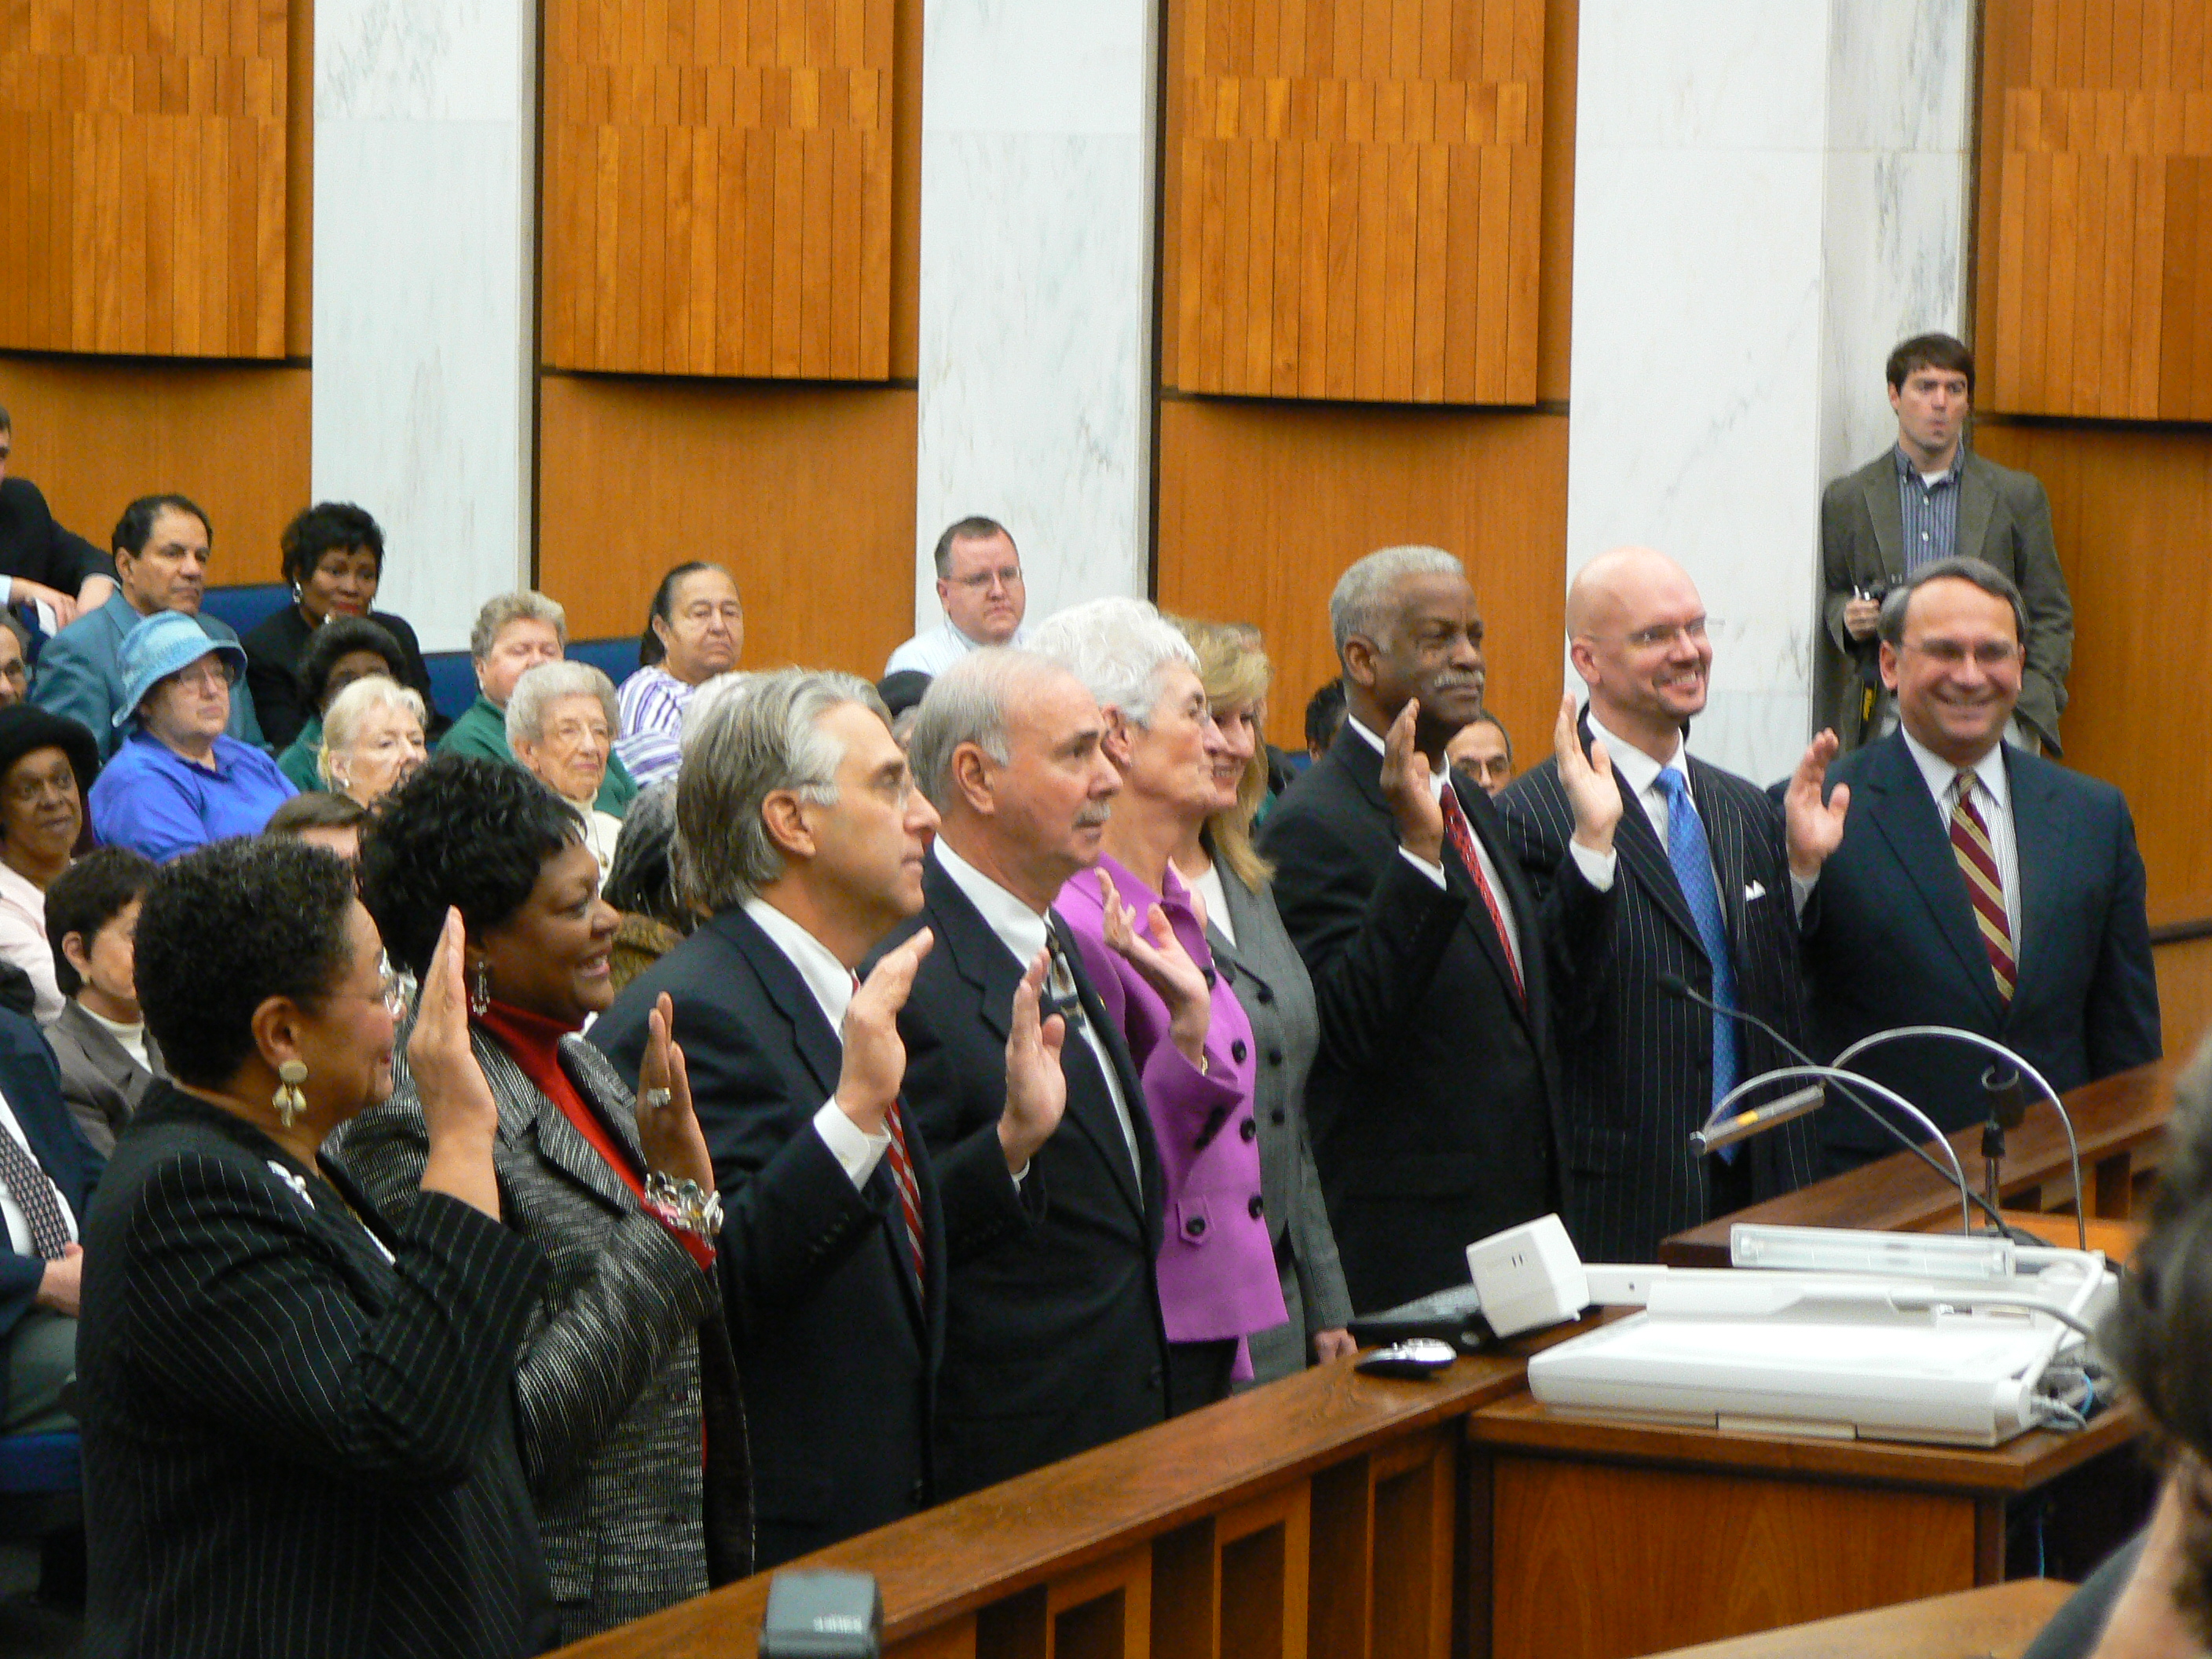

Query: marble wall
left=1565, top=0, right=1972, bottom=784
left=311, top=0, right=537, bottom=652
left=914, top=0, right=1157, bottom=631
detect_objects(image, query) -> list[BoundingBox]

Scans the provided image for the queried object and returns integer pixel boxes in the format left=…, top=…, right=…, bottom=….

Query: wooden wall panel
left=541, top=0, right=896, bottom=379
left=1153, top=402, right=1566, bottom=767
left=537, top=374, right=914, bottom=672
left=0, top=0, right=295, bottom=358
left=1160, top=0, right=1546, bottom=405
left=1972, top=423, right=2212, bottom=928
left=0, top=355, right=309, bottom=578
left=1976, top=0, right=2212, bottom=418
left=2156, top=936, right=2212, bottom=1064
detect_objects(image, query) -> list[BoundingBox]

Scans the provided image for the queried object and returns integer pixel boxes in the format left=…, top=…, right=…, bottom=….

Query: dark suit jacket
left=77, top=1083, right=552, bottom=1659
left=594, top=903, right=1024, bottom=1565
left=0, top=477, right=112, bottom=598
left=1496, top=713, right=1817, bottom=1262
left=45, top=1000, right=164, bottom=1157
left=0, top=1005, right=99, bottom=1421
left=883, top=850, right=1170, bottom=1499
left=1801, top=733, right=2161, bottom=1172
left=240, top=602, right=441, bottom=749
left=1819, top=448, right=2074, bottom=749
left=1259, top=723, right=1567, bottom=1313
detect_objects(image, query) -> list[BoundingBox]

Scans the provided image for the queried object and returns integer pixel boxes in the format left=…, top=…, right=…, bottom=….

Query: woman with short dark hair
left=76, top=837, right=555, bottom=1657
left=42, top=844, right=159, bottom=1154
left=344, top=755, right=749, bottom=1639
left=614, top=562, right=743, bottom=787
left=0, top=703, right=98, bottom=1020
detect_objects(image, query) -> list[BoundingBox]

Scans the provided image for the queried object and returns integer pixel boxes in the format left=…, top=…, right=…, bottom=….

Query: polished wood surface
left=1975, top=0, right=2212, bottom=418
left=540, top=0, right=900, bottom=379
left=2156, top=934, right=2212, bottom=1060
left=1661, top=1060, right=2176, bottom=1268
left=1636, top=1577, right=2074, bottom=1659
left=0, top=0, right=298, bottom=357
left=535, top=373, right=914, bottom=667
left=1159, top=0, right=1547, bottom=406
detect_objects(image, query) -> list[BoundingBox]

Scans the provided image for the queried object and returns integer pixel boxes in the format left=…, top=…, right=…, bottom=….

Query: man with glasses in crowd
left=885, top=517, right=1030, bottom=678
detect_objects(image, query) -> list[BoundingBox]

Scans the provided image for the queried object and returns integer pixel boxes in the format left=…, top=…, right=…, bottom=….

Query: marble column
left=914, top=0, right=1158, bottom=627
left=1563, top=0, right=1972, bottom=783
left=311, top=0, right=538, bottom=652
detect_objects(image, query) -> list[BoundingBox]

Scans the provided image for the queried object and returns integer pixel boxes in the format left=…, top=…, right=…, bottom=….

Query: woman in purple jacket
left=1031, top=599, right=1287, bottom=1412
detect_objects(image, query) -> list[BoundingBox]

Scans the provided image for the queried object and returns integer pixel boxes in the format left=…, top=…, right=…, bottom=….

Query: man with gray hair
left=886, top=646, right=1175, bottom=1496
left=593, top=667, right=1068, bottom=1566
left=1261, top=545, right=1569, bottom=1312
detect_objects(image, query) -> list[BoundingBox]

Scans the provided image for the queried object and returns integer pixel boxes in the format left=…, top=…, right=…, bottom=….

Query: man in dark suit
left=594, top=668, right=1065, bottom=1566
left=1819, top=332, right=2072, bottom=753
left=0, top=1003, right=101, bottom=1432
left=886, top=646, right=1173, bottom=1498
left=1796, top=558, right=2159, bottom=1174
left=1259, top=545, right=1569, bottom=1313
left=0, top=408, right=117, bottom=626
left=1497, top=547, right=1832, bottom=1262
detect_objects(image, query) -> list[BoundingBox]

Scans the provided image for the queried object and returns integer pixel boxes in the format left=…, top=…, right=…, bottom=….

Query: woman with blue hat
left=88, top=611, right=295, bottom=861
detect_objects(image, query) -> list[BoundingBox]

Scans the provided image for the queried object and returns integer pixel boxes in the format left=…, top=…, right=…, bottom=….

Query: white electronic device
left=1465, top=1214, right=1588, bottom=1338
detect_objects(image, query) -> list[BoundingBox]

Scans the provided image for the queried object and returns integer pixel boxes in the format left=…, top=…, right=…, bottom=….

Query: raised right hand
left=1380, top=698, right=1444, bottom=865
left=408, top=909, right=503, bottom=1218
left=998, top=950, right=1068, bottom=1170
left=837, top=930, right=933, bottom=1136
left=1784, top=730, right=1851, bottom=881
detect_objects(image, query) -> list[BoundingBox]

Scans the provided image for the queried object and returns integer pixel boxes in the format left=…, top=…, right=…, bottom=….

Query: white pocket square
left=1743, top=881, right=1767, bottom=902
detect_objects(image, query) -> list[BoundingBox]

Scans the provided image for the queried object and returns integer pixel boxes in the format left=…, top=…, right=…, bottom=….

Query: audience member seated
left=276, top=614, right=413, bottom=791
left=885, top=516, right=1031, bottom=676
left=317, top=675, right=430, bottom=808
left=87, top=613, right=295, bottom=862
left=344, top=756, right=748, bottom=1638
left=603, top=782, right=690, bottom=994
left=0, top=995, right=97, bottom=1437
left=1173, top=617, right=1355, bottom=1383
left=615, top=562, right=744, bottom=787
left=1031, top=600, right=1285, bottom=1412
left=0, top=405, right=117, bottom=627
left=1302, top=677, right=1346, bottom=763
left=264, top=791, right=370, bottom=861
left=0, top=613, right=30, bottom=708
left=41, top=846, right=161, bottom=1155
left=78, top=837, right=554, bottom=1657
left=242, top=501, right=440, bottom=749
left=508, top=661, right=627, bottom=877
left=878, top=669, right=932, bottom=749
left=0, top=705, right=99, bottom=1021
left=1447, top=710, right=1514, bottom=797
left=438, top=591, right=639, bottom=815
left=33, top=493, right=262, bottom=757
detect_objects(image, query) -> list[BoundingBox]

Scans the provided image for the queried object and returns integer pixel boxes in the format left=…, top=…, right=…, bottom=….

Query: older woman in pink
left=1033, top=599, right=1287, bottom=1412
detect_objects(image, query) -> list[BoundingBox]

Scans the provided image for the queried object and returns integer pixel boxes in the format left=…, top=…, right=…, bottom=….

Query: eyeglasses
left=375, top=952, right=417, bottom=1020
left=949, top=567, right=1024, bottom=593
left=168, top=659, right=233, bottom=693
left=1901, top=639, right=2022, bottom=668
left=1617, top=617, right=1712, bottom=651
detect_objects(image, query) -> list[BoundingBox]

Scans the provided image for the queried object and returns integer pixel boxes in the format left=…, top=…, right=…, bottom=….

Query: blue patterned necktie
left=1654, top=767, right=1740, bottom=1150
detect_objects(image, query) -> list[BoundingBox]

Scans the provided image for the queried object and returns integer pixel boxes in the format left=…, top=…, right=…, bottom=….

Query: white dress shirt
left=883, top=619, right=1031, bottom=679
left=741, top=896, right=890, bottom=1188
left=0, top=1087, right=77, bottom=1258
left=1570, top=714, right=1724, bottom=893
left=1899, top=730, right=2023, bottom=947
left=1185, top=859, right=1233, bottom=947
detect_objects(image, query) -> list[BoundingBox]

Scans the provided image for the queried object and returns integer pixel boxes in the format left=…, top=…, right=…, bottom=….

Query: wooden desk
left=1463, top=1393, right=2141, bottom=1659
left=1661, top=1062, right=2177, bottom=1268
left=1635, top=1578, right=2075, bottom=1659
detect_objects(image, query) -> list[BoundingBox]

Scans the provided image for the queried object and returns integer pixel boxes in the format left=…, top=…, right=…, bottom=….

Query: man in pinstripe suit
left=1497, top=548, right=1837, bottom=1262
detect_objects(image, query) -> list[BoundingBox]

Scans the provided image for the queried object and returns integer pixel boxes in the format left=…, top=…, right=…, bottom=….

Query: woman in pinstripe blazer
left=342, top=756, right=750, bottom=1645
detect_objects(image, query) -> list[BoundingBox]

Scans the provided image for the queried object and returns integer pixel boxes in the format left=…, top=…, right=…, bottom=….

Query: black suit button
left=1255, top=985, right=1274, bottom=1005
left=1149, top=1367, right=1164, bottom=1391
left=1240, top=1118, right=1258, bottom=1143
left=1270, top=1108, right=1285, bottom=1126
left=1207, top=1104, right=1228, bottom=1131
left=910, top=1478, right=927, bottom=1505
left=1266, top=1046, right=1283, bottom=1066
left=1231, top=1039, right=1247, bottom=1064
left=1247, top=1194, right=1265, bottom=1219
left=1186, top=1215, right=1207, bottom=1237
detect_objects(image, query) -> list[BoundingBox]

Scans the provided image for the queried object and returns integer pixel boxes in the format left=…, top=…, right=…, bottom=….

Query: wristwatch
left=643, top=1172, right=724, bottom=1241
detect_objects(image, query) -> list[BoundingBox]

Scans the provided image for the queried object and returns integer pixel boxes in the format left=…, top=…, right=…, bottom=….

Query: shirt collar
left=741, top=896, right=855, bottom=1034
left=1899, top=726, right=2009, bottom=813
left=1893, top=443, right=1965, bottom=485
left=1346, top=714, right=1447, bottom=800
left=1585, top=711, right=1682, bottom=800
left=932, top=837, right=1052, bottom=967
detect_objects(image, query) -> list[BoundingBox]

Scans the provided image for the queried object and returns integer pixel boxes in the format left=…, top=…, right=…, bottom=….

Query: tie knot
left=1655, top=765, right=1690, bottom=801
left=1953, top=771, right=1978, bottom=808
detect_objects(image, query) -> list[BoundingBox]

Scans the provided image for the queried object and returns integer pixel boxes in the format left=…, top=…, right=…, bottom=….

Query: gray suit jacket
left=331, top=1024, right=744, bottom=1643
left=30, top=590, right=263, bottom=757
left=43, top=998, right=163, bottom=1155
left=1207, top=857, right=1353, bottom=1381
left=1818, top=447, right=2073, bottom=750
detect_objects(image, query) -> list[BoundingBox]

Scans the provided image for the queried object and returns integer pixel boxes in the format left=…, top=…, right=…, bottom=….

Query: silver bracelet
left=643, top=1171, right=723, bottom=1240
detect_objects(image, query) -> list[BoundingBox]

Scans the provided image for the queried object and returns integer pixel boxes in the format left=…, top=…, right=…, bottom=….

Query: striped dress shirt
left=614, top=665, right=696, bottom=786
left=1895, top=444, right=1965, bottom=573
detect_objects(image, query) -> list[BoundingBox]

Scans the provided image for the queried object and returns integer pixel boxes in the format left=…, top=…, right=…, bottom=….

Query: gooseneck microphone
left=1657, top=972, right=2023, bottom=1240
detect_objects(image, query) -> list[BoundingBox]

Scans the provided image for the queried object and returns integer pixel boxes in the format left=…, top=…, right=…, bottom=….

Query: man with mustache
left=1794, top=559, right=2158, bottom=1176
left=1260, top=546, right=1573, bottom=1311
left=1495, top=547, right=1837, bottom=1261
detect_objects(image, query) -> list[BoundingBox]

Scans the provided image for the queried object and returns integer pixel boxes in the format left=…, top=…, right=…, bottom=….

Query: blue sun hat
left=114, top=610, right=247, bottom=729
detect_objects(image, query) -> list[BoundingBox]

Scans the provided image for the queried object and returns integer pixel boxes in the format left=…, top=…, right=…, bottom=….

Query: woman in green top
left=276, top=617, right=414, bottom=792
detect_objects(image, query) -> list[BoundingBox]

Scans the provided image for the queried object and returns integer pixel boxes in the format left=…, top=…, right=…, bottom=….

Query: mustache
left=1429, top=672, right=1483, bottom=692
left=1075, top=804, right=1113, bottom=829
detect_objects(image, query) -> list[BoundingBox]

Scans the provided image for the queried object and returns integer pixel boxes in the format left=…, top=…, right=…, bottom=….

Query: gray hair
left=679, top=670, right=756, bottom=765
left=504, top=659, right=617, bottom=749
left=317, top=675, right=426, bottom=787
left=1329, top=545, right=1465, bottom=657
left=603, top=780, right=687, bottom=928
left=679, top=668, right=885, bottom=910
left=1026, top=598, right=1198, bottom=728
left=906, top=647, right=1056, bottom=809
left=1876, top=557, right=2029, bottom=648
left=469, top=591, right=568, bottom=662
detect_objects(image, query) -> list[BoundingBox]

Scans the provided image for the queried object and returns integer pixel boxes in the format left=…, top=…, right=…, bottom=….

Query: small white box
left=1466, top=1214, right=1589, bottom=1338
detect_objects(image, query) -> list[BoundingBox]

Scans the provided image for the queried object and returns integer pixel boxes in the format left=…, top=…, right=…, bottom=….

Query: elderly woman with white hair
left=1028, top=598, right=1287, bottom=1412
left=507, top=660, right=628, bottom=877
left=317, top=674, right=430, bottom=808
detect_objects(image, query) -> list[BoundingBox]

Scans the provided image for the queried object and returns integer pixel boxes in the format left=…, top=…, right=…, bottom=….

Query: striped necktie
left=1439, top=784, right=1524, bottom=1002
left=0, top=1125, right=71, bottom=1258
left=853, top=972, right=925, bottom=1291
left=1949, top=771, right=2016, bottom=1002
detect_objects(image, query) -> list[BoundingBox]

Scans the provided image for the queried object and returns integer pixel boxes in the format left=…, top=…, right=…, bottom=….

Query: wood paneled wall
left=0, top=0, right=298, bottom=358
left=2156, top=936, right=2212, bottom=1064
left=1159, top=0, right=1545, bottom=405
left=1976, top=0, right=2212, bottom=419
left=541, top=0, right=895, bottom=379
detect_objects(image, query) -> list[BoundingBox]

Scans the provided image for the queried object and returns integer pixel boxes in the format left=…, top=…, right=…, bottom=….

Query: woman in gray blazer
left=1171, top=621, right=1355, bottom=1382
left=339, top=756, right=750, bottom=1643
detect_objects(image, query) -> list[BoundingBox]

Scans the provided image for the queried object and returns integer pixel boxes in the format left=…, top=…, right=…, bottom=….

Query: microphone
left=1657, top=973, right=2020, bottom=1240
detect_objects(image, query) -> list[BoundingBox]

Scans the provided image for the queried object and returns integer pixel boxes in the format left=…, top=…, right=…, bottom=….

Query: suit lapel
left=1860, top=460, right=1905, bottom=581
left=2004, top=749, right=2063, bottom=1007
left=1957, top=453, right=1996, bottom=566
left=709, top=907, right=845, bottom=1100
left=475, top=1028, right=638, bottom=1214
left=1859, top=739, right=2005, bottom=1016
left=1048, top=911, right=1152, bottom=1221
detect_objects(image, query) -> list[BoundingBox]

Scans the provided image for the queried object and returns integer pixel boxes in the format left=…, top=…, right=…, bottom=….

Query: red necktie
left=1949, top=772, right=2016, bottom=1002
left=856, top=971, right=925, bottom=1289
left=1440, top=785, right=1524, bottom=1003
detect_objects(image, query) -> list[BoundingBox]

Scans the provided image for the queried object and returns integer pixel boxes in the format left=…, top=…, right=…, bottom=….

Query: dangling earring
left=273, top=1060, right=308, bottom=1128
left=469, top=960, right=491, bottom=1016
